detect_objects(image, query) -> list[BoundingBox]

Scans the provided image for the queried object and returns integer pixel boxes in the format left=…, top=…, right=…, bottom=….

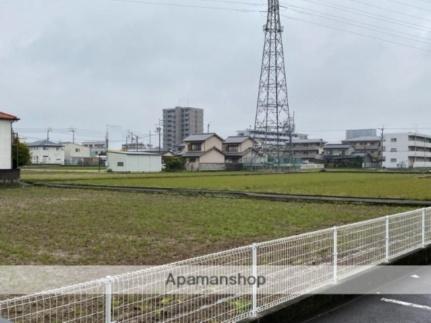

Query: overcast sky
left=1, top=0, right=431, bottom=146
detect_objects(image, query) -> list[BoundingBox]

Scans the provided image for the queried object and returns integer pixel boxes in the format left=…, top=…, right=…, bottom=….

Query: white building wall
left=383, top=133, right=431, bottom=168
left=30, top=147, right=65, bottom=165
left=0, top=120, right=12, bottom=169
left=107, top=152, right=162, bottom=172
left=64, top=144, right=91, bottom=164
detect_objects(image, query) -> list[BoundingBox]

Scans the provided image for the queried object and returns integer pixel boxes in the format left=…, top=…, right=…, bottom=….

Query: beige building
left=163, top=107, right=204, bottom=151
left=223, top=136, right=259, bottom=165
left=183, top=133, right=225, bottom=171
left=64, top=143, right=91, bottom=165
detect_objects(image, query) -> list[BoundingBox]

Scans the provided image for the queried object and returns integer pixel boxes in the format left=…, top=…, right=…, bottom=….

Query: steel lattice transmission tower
left=254, top=0, right=294, bottom=164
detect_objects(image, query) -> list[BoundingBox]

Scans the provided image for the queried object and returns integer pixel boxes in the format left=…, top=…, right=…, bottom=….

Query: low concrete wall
left=199, top=163, right=226, bottom=171
left=0, top=169, right=20, bottom=185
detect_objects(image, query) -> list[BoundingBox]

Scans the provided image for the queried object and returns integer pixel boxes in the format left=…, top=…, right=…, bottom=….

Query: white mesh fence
left=0, top=207, right=430, bottom=323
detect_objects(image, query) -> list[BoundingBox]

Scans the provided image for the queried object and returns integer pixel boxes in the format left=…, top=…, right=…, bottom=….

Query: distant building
left=122, top=142, right=147, bottom=152
left=182, top=133, right=225, bottom=171
left=323, top=144, right=354, bottom=157
left=0, top=111, right=20, bottom=184
left=342, top=136, right=382, bottom=168
left=107, top=151, right=162, bottom=172
left=28, top=140, right=65, bottom=165
left=291, top=138, right=326, bottom=163
left=163, top=107, right=204, bottom=151
left=223, top=136, right=261, bottom=168
left=237, top=129, right=308, bottom=147
left=383, top=132, right=431, bottom=169
left=82, top=141, right=107, bottom=157
left=63, top=143, right=91, bottom=165
left=346, top=129, right=377, bottom=140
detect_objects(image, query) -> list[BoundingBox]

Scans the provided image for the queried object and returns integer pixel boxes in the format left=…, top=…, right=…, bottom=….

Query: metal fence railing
left=1, top=207, right=430, bottom=322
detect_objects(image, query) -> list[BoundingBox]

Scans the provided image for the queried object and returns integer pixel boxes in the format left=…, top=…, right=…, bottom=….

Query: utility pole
left=156, top=127, right=162, bottom=153
left=378, top=126, right=385, bottom=168
left=69, top=128, right=76, bottom=144
left=207, top=123, right=210, bottom=133
left=254, top=0, right=294, bottom=168
left=46, top=128, right=52, bottom=141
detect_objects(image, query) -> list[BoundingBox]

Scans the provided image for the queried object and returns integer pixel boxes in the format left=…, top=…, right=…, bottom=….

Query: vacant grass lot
left=55, top=172, right=431, bottom=200
left=0, top=187, right=409, bottom=265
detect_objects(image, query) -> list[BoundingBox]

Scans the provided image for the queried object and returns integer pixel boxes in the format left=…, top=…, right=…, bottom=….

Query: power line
left=111, top=0, right=265, bottom=13
left=282, top=14, right=431, bottom=53
left=293, top=0, right=431, bottom=32
left=283, top=5, right=431, bottom=46
left=390, top=0, right=431, bottom=13
left=341, top=0, right=431, bottom=22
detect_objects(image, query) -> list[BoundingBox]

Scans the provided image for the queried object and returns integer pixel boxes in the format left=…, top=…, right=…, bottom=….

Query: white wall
left=0, top=120, right=12, bottom=169
left=30, top=146, right=65, bottom=165
left=107, top=152, right=162, bottom=172
left=64, top=144, right=91, bottom=164
left=383, top=133, right=431, bottom=168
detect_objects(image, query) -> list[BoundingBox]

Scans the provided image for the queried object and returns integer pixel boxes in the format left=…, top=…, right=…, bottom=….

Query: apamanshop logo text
left=166, top=273, right=266, bottom=288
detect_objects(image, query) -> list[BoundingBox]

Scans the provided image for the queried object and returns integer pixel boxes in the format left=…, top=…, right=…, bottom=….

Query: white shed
left=107, top=151, right=162, bottom=172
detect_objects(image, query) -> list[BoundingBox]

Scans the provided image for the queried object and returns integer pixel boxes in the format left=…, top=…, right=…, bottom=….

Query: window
left=391, top=158, right=397, bottom=163
left=390, top=148, right=397, bottom=152
left=75, top=148, right=80, bottom=153
left=117, top=162, right=124, bottom=167
left=391, top=138, right=397, bottom=142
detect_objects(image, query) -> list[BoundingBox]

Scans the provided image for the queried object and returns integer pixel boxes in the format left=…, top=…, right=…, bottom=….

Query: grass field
left=33, top=171, right=431, bottom=200
left=0, top=186, right=409, bottom=266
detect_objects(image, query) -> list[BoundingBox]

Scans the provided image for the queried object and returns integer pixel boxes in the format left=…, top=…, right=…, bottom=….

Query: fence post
left=105, top=276, right=113, bottom=323
left=251, top=243, right=258, bottom=318
left=422, top=209, right=426, bottom=248
left=333, top=227, right=338, bottom=284
left=385, top=216, right=390, bottom=263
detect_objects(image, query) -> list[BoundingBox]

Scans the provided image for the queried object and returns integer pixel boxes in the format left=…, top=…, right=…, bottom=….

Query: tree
left=12, top=137, right=30, bottom=168
left=163, top=156, right=185, bottom=172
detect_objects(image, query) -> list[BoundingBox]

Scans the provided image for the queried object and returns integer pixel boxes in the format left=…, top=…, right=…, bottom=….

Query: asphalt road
left=306, top=267, right=431, bottom=323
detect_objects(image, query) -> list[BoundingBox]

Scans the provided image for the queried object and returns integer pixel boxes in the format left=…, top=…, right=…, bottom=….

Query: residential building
left=342, top=136, right=382, bottom=168
left=323, top=144, right=354, bottom=157
left=122, top=142, right=147, bottom=152
left=237, top=129, right=308, bottom=147
left=323, top=144, right=364, bottom=168
left=28, top=140, right=65, bottom=165
left=82, top=141, right=107, bottom=157
left=346, top=129, right=377, bottom=140
left=182, top=133, right=225, bottom=171
left=291, top=138, right=326, bottom=163
left=383, top=132, right=431, bottom=168
left=63, top=143, right=91, bottom=165
left=0, top=111, right=19, bottom=184
left=107, top=151, right=162, bottom=172
left=223, top=136, right=260, bottom=167
left=163, top=107, right=204, bottom=151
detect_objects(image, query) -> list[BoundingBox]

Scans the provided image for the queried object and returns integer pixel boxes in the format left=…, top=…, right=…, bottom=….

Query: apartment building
left=383, top=132, right=431, bottom=168
left=163, top=107, right=204, bottom=151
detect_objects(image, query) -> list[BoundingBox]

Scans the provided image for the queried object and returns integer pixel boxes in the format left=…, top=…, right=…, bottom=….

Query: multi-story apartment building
left=383, top=132, right=431, bottom=168
left=163, top=107, right=204, bottom=151
left=237, top=129, right=308, bottom=147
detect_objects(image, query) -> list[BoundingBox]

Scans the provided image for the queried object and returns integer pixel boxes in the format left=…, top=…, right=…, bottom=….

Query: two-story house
left=28, top=140, right=65, bottom=165
left=223, top=136, right=260, bottom=166
left=182, top=133, right=225, bottom=171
